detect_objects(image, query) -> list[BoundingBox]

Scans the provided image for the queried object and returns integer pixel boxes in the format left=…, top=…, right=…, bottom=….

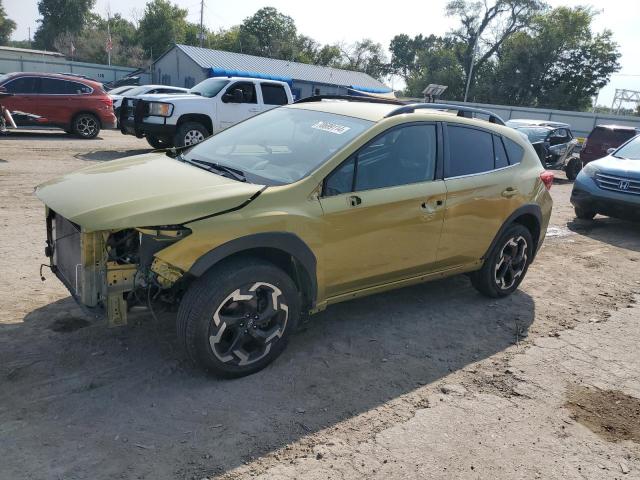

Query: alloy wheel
left=209, top=282, right=289, bottom=366
left=76, top=115, right=98, bottom=137
left=183, top=129, right=205, bottom=146
left=494, top=235, right=528, bottom=290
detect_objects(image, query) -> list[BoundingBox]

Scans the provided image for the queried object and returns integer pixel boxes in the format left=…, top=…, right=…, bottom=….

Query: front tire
left=174, top=121, right=209, bottom=147
left=574, top=206, right=596, bottom=220
left=471, top=224, right=534, bottom=298
left=565, top=157, right=581, bottom=181
left=176, top=258, right=300, bottom=378
left=72, top=113, right=100, bottom=139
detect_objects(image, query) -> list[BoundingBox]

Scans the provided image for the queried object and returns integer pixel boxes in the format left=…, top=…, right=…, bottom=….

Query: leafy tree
left=34, top=0, right=95, bottom=49
left=446, top=0, right=546, bottom=98
left=340, top=39, right=389, bottom=80
left=0, top=0, right=16, bottom=45
left=137, top=0, right=188, bottom=58
left=491, top=7, right=620, bottom=110
left=238, top=7, right=298, bottom=60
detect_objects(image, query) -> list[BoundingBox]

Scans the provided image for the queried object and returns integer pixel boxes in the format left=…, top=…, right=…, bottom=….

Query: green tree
left=137, top=0, right=188, bottom=58
left=0, top=0, right=16, bottom=45
left=34, top=0, right=95, bottom=49
left=238, top=7, right=298, bottom=59
left=340, top=39, right=389, bottom=80
left=446, top=0, right=546, bottom=98
left=492, top=7, right=620, bottom=109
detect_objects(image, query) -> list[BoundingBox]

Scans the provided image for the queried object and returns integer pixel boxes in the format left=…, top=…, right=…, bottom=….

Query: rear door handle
left=502, top=187, right=518, bottom=198
left=348, top=195, right=362, bottom=207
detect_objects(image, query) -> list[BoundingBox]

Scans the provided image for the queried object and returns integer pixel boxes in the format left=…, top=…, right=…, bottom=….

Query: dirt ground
left=1, top=129, right=639, bottom=480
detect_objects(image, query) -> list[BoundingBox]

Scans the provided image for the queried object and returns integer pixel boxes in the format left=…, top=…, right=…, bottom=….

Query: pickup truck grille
left=53, top=214, right=82, bottom=295
left=595, top=173, right=640, bottom=196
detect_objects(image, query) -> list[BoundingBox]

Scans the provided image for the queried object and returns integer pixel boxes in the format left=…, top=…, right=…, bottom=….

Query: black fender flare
left=482, top=204, right=543, bottom=260
left=189, top=232, right=317, bottom=305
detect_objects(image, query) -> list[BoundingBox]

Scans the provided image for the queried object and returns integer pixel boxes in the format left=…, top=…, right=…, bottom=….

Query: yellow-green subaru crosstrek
left=36, top=97, right=554, bottom=377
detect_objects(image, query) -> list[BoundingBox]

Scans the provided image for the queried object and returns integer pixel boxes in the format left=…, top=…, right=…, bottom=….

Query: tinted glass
left=185, top=107, right=372, bottom=185
left=4, top=77, right=39, bottom=94
left=446, top=126, right=494, bottom=177
left=355, top=124, right=437, bottom=191
left=588, top=126, right=636, bottom=146
left=324, top=157, right=355, bottom=196
left=227, top=82, right=257, bottom=103
left=190, top=78, right=229, bottom=98
left=40, top=78, right=68, bottom=94
left=69, top=81, right=92, bottom=94
left=261, top=84, right=288, bottom=105
left=493, top=135, right=509, bottom=169
left=503, top=137, right=524, bottom=165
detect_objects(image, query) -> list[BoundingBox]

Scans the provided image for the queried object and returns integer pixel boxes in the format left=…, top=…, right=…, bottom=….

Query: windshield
left=516, top=127, right=550, bottom=143
left=613, top=135, right=640, bottom=160
left=189, top=78, right=230, bottom=98
left=0, top=73, right=12, bottom=85
left=183, top=107, right=373, bottom=185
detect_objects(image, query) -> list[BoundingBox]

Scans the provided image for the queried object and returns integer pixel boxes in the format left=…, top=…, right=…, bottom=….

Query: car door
left=217, top=81, right=261, bottom=130
left=1, top=76, right=42, bottom=124
left=319, top=123, right=447, bottom=298
left=437, top=124, right=525, bottom=267
left=546, top=128, right=575, bottom=167
left=38, top=77, right=75, bottom=126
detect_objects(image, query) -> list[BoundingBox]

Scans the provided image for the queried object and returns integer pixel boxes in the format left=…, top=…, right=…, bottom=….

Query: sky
left=4, top=0, right=640, bottom=106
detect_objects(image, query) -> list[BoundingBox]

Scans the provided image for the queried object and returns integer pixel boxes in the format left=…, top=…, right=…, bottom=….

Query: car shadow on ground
left=0, top=275, right=535, bottom=479
left=0, top=130, right=101, bottom=140
left=75, top=149, right=151, bottom=161
left=567, top=217, right=640, bottom=253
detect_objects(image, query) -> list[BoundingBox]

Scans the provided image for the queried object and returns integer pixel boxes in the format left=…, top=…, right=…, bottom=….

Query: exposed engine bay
left=45, top=209, right=190, bottom=326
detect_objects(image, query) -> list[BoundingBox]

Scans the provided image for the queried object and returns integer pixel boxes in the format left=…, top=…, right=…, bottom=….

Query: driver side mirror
left=222, top=88, right=244, bottom=104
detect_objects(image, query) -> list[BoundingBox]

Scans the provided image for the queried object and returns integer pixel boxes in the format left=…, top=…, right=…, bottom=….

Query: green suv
left=36, top=97, right=553, bottom=377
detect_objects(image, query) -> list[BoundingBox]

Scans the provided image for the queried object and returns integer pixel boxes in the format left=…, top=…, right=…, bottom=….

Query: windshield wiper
left=184, top=158, right=247, bottom=182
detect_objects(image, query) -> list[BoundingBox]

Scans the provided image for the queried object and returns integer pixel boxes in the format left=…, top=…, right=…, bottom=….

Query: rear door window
left=227, top=82, right=257, bottom=104
left=446, top=125, right=494, bottom=177
left=40, top=78, right=70, bottom=94
left=261, top=83, right=288, bottom=105
left=4, top=76, right=39, bottom=94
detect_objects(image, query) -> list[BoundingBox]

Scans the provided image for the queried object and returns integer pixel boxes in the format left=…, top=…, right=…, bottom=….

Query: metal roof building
left=152, top=44, right=392, bottom=100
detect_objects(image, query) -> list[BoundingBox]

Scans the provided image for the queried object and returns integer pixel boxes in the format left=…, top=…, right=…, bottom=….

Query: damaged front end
left=45, top=208, right=190, bottom=326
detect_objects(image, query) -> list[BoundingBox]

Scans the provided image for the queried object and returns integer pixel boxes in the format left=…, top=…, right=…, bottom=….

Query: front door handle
left=502, top=187, right=518, bottom=198
left=348, top=195, right=362, bottom=207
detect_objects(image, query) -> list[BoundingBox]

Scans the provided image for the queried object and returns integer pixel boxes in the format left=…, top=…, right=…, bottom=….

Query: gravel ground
left=0, top=129, right=639, bottom=480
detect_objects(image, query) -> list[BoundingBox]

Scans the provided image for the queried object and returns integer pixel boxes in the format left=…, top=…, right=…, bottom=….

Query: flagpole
left=107, top=15, right=111, bottom=66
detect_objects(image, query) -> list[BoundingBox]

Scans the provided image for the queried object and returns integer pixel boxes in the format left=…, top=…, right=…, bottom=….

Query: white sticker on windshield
left=311, top=121, right=351, bottom=135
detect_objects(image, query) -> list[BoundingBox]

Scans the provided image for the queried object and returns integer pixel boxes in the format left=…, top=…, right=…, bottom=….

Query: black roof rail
left=384, top=103, right=506, bottom=125
left=294, top=94, right=406, bottom=106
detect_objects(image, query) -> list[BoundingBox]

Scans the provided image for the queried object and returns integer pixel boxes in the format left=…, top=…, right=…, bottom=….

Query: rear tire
left=176, top=258, right=300, bottom=378
left=574, top=206, right=596, bottom=220
left=174, top=122, right=209, bottom=147
left=72, top=113, right=100, bottom=139
left=565, top=157, right=581, bottom=181
left=470, top=224, right=534, bottom=298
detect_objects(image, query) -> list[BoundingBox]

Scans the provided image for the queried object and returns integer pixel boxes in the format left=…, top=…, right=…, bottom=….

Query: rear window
left=588, top=127, right=636, bottom=145
left=261, top=83, right=288, bottom=105
left=446, top=126, right=494, bottom=177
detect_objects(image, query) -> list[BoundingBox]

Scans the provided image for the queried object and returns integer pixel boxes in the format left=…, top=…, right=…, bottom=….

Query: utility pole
left=28, top=27, right=31, bottom=47
left=463, top=37, right=479, bottom=103
left=199, top=0, right=205, bottom=48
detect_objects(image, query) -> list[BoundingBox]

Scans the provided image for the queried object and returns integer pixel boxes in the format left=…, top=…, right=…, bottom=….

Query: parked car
left=0, top=72, right=116, bottom=138
left=506, top=119, right=571, bottom=129
left=120, top=77, right=294, bottom=148
left=509, top=122, right=581, bottom=179
left=580, top=124, right=640, bottom=165
left=571, top=133, right=640, bottom=221
left=110, top=84, right=189, bottom=119
left=107, top=85, right=136, bottom=96
left=36, top=98, right=553, bottom=377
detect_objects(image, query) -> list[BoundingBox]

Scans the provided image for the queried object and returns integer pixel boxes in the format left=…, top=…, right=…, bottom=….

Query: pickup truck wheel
left=146, top=135, right=171, bottom=149
left=175, top=122, right=209, bottom=147
left=72, top=113, right=100, bottom=139
left=176, top=258, right=300, bottom=378
left=470, top=224, right=533, bottom=298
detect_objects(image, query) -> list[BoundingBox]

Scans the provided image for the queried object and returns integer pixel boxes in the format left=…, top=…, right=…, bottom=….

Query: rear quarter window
left=503, top=137, right=524, bottom=165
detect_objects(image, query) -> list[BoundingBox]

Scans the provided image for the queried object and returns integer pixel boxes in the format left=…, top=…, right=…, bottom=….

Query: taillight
left=540, top=170, right=554, bottom=190
left=99, top=97, right=113, bottom=107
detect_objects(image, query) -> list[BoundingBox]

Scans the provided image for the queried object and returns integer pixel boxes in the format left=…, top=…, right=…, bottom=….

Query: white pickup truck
left=120, top=77, right=294, bottom=148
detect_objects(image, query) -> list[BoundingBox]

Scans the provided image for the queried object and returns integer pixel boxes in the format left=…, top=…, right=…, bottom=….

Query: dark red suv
left=581, top=124, right=639, bottom=164
left=0, top=72, right=116, bottom=138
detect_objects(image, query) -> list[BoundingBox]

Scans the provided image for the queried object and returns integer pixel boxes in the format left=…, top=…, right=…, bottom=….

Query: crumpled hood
left=35, top=153, right=264, bottom=231
left=591, top=156, right=640, bottom=180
